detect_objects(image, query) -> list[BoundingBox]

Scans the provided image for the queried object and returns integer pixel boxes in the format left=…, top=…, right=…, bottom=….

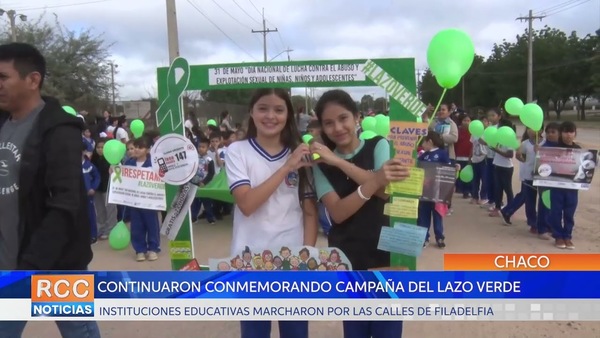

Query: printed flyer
left=108, top=165, right=166, bottom=210
left=534, top=148, right=597, bottom=190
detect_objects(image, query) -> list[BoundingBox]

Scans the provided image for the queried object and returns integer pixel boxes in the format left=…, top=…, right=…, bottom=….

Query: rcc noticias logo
left=30, top=275, right=95, bottom=317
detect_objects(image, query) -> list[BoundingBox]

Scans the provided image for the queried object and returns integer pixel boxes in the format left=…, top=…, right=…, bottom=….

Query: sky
left=2, top=0, right=599, bottom=101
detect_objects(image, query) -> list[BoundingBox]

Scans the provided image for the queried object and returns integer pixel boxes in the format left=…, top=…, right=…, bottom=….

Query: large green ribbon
left=155, top=57, right=191, bottom=130
left=112, top=166, right=122, bottom=184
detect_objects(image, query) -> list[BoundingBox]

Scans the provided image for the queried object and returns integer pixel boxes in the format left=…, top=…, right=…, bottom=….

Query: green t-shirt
left=313, top=138, right=390, bottom=200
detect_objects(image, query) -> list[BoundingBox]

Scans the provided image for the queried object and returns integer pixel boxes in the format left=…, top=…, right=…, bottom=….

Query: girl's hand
left=285, top=144, right=312, bottom=170
left=375, top=159, right=410, bottom=187
left=309, top=141, right=340, bottom=166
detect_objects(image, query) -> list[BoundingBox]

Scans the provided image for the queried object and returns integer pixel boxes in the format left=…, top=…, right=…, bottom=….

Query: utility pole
left=0, top=9, right=27, bottom=42
left=516, top=10, right=545, bottom=103
left=252, top=8, right=278, bottom=62
left=165, top=0, right=180, bottom=63
left=285, top=47, right=293, bottom=61
left=109, top=62, right=118, bottom=114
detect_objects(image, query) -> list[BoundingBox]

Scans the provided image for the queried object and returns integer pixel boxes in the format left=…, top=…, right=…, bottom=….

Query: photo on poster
left=534, top=148, right=597, bottom=190
left=209, top=246, right=353, bottom=271
left=417, top=162, right=456, bottom=203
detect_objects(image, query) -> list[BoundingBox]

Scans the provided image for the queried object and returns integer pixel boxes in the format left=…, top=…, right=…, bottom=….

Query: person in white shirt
left=500, top=127, right=542, bottom=228
left=107, top=116, right=129, bottom=143
left=469, top=116, right=489, bottom=205
left=489, top=121, right=515, bottom=217
left=226, top=88, right=317, bottom=338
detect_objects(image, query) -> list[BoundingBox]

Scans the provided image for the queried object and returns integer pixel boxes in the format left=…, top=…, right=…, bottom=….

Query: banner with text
left=108, top=166, right=166, bottom=211
left=534, top=148, right=597, bottom=190
left=388, top=121, right=429, bottom=166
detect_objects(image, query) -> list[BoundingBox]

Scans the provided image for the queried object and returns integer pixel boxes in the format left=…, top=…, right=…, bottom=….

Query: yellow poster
left=387, top=121, right=429, bottom=167
left=385, top=167, right=425, bottom=196
left=383, top=197, right=419, bottom=219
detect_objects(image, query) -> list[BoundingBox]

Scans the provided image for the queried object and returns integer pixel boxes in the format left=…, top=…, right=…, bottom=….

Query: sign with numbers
left=150, top=133, right=198, bottom=186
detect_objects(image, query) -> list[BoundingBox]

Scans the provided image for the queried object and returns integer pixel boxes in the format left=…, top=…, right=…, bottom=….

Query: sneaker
left=478, top=199, right=489, bottom=205
left=489, top=209, right=500, bottom=217
left=436, top=239, right=446, bottom=249
left=91, top=238, right=97, bottom=244
left=487, top=205, right=496, bottom=212
left=555, top=239, right=566, bottom=249
left=447, top=208, right=453, bottom=216
left=99, top=234, right=108, bottom=240
left=529, top=227, right=538, bottom=234
left=136, top=253, right=146, bottom=262
left=423, top=240, right=429, bottom=248
left=147, top=251, right=158, bottom=261
left=208, top=220, right=216, bottom=225
left=565, top=240, right=575, bottom=250
left=501, top=210, right=512, bottom=225
left=538, top=233, right=551, bottom=240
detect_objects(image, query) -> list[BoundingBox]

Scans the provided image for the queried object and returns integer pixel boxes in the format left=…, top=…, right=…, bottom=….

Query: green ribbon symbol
left=112, top=166, right=122, bottom=184
left=155, top=57, right=191, bottom=131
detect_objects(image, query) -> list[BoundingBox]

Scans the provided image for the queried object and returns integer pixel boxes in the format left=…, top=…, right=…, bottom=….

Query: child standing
left=455, top=114, right=473, bottom=198
left=82, top=126, right=95, bottom=158
left=480, top=109, right=501, bottom=211
left=91, top=138, right=118, bottom=239
left=500, top=127, right=541, bottom=228
left=550, top=121, right=581, bottom=249
left=418, top=132, right=451, bottom=248
left=536, top=122, right=561, bottom=238
left=470, top=116, right=489, bottom=204
left=82, top=142, right=100, bottom=243
left=191, top=137, right=216, bottom=224
left=125, top=137, right=161, bottom=261
left=226, top=88, right=317, bottom=338
left=489, top=121, right=515, bottom=217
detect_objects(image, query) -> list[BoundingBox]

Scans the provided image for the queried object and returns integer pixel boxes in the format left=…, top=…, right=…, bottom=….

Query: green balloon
left=520, top=103, right=544, bottom=131
left=541, top=190, right=551, bottom=209
left=103, top=139, right=126, bottom=165
left=434, top=61, right=462, bottom=89
left=482, top=126, right=498, bottom=147
left=302, top=134, right=313, bottom=144
left=109, top=221, right=131, bottom=250
left=459, top=164, right=474, bottom=183
left=130, top=119, right=145, bottom=138
left=62, top=105, right=77, bottom=116
left=361, top=116, right=377, bottom=132
left=468, top=120, right=485, bottom=137
left=359, top=130, right=377, bottom=140
left=374, top=114, right=390, bottom=137
left=427, top=28, right=475, bottom=80
left=207, top=119, right=217, bottom=127
left=504, top=97, right=524, bottom=116
left=496, top=126, right=516, bottom=147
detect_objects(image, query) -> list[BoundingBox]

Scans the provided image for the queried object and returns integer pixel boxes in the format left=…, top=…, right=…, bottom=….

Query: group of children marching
left=79, top=114, right=242, bottom=262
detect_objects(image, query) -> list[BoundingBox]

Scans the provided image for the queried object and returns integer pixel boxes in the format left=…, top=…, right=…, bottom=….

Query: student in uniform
left=225, top=88, right=318, bottom=338
left=310, top=89, right=409, bottom=338
left=535, top=122, right=560, bottom=238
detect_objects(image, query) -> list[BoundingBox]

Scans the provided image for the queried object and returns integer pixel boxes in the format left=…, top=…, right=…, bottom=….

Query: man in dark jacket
left=0, top=43, right=101, bottom=337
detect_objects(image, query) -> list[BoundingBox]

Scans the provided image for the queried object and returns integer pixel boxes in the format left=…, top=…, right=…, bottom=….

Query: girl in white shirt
left=489, top=121, right=515, bottom=217
left=225, top=88, right=318, bottom=338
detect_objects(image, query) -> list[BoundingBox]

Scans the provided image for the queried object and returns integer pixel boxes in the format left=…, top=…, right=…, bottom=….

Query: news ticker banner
left=1, top=268, right=599, bottom=321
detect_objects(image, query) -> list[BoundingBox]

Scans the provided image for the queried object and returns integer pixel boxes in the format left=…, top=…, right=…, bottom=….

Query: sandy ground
left=22, top=127, right=600, bottom=338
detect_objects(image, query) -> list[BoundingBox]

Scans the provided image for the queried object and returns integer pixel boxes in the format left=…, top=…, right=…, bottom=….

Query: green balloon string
left=414, top=88, right=447, bottom=152
left=112, top=166, right=122, bottom=183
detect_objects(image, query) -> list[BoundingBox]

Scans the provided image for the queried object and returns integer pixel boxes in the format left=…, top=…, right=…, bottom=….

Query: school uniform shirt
left=82, top=137, right=95, bottom=153
left=313, top=137, right=391, bottom=270
left=492, top=145, right=513, bottom=168
left=519, top=140, right=537, bottom=181
left=225, top=138, right=314, bottom=257
left=470, top=137, right=487, bottom=164
left=82, top=158, right=100, bottom=192
left=197, top=154, right=215, bottom=185
left=486, top=124, right=498, bottom=159
left=208, top=147, right=226, bottom=174
left=418, top=147, right=451, bottom=164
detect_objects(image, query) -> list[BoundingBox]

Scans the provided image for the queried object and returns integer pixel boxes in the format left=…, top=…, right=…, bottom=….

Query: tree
left=1, top=14, right=114, bottom=114
left=568, top=33, right=599, bottom=120
left=373, top=97, right=387, bottom=112
left=200, top=89, right=255, bottom=105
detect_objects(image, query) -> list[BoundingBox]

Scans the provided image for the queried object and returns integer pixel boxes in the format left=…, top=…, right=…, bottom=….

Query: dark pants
left=212, top=200, right=232, bottom=218
left=502, top=180, right=537, bottom=226
left=343, top=321, right=403, bottom=338
left=418, top=201, right=444, bottom=241
left=88, top=197, right=97, bottom=240
left=494, top=165, right=514, bottom=209
left=536, top=188, right=551, bottom=234
left=191, top=198, right=215, bottom=222
left=240, top=321, right=308, bottom=338
left=485, top=157, right=495, bottom=202
left=549, top=189, right=578, bottom=240
left=456, top=160, right=472, bottom=197
left=130, top=208, right=161, bottom=254
left=471, top=160, right=487, bottom=200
